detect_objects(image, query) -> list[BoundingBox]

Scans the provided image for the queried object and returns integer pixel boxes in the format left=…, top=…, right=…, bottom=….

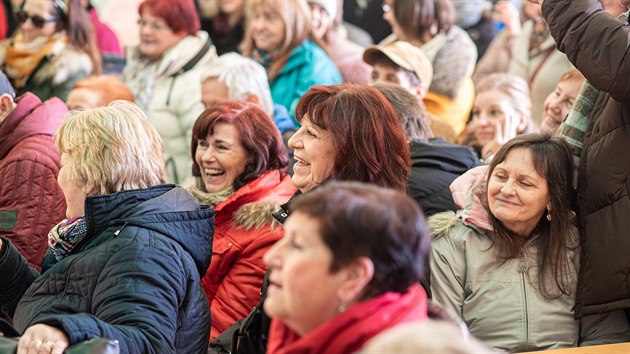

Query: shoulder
left=32, top=47, right=92, bottom=85
left=429, top=212, right=487, bottom=251
left=2, top=137, right=60, bottom=168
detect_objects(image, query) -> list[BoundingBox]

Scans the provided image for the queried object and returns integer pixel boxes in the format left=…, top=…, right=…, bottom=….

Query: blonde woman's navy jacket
left=0, top=185, right=214, bottom=354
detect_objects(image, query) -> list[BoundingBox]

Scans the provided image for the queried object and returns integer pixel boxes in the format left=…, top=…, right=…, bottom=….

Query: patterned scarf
left=252, top=48, right=281, bottom=71
left=48, top=216, right=88, bottom=261
left=4, top=31, right=67, bottom=88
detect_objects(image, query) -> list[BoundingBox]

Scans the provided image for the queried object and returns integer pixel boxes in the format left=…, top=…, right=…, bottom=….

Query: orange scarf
left=3, top=31, right=67, bottom=88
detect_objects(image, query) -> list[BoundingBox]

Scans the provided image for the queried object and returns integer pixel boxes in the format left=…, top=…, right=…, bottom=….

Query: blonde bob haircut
left=242, top=0, right=316, bottom=80
left=55, top=100, right=166, bottom=195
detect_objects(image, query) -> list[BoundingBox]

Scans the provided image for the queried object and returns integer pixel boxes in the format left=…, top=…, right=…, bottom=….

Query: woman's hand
left=481, top=113, right=519, bottom=163
left=17, top=324, right=69, bottom=354
left=494, top=1, right=522, bottom=36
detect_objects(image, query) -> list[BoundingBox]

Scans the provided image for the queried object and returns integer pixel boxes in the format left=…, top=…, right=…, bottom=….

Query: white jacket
left=123, top=31, right=217, bottom=184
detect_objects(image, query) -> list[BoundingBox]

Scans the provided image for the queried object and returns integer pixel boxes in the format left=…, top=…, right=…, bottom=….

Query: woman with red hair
left=122, top=0, right=217, bottom=185
left=189, top=101, right=295, bottom=340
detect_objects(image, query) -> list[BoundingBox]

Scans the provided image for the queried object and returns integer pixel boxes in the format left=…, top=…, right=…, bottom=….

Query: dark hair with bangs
left=486, top=133, right=576, bottom=298
left=392, top=0, right=455, bottom=41
left=191, top=101, right=289, bottom=190
left=291, top=181, right=430, bottom=299
left=295, top=84, right=410, bottom=191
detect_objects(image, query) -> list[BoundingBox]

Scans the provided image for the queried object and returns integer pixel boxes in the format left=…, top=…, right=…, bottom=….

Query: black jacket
left=0, top=185, right=214, bottom=353
left=544, top=0, right=630, bottom=316
left=407, top=138, right=481, bottom=216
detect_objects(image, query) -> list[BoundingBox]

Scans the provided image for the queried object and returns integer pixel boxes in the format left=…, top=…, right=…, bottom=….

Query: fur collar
left=31, top=47, right=93, bottom=85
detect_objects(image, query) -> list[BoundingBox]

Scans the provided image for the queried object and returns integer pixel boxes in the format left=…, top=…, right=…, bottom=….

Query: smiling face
left=58, top=153, right=87, bottom=219
left=539, top=79, right=582, bottom=134
left=472, top=89, right=525, bottom=149
left=138, top=9, right=186, bottom=61
left=263, top=212, right=348, bottom=336
left=487, top=148, right=551, bottom=238
left=195, top=122, right=252, bottom=193
left=287, top=115, right=336, bottom=193
left=250, top=5, right=286, bottom=52
left=20, top=0, right=59, bottom=43
left=309, top=2, right=333, bottom=39
left=201, top=77, right=229, bottom=108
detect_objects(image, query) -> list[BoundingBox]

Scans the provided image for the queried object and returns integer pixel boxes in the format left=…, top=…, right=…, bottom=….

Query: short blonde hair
left=242, top=0, right=314, bottom=80
left=475, top=73, right=532, bottom=123
left=55, top=101, right=165, bottom=195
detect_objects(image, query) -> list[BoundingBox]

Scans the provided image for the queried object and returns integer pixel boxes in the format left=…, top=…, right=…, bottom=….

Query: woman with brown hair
left=241, top=0, right=342, bottom=123
left=429, top=133, right=630, bottom=351
left=381, top=0, right=477, bottom=136
left=0, top=0, right=101, bottom=101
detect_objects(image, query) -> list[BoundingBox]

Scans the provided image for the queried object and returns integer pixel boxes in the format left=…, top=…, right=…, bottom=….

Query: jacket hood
left=85, top=185, right=214, bottom=275
left=0, top=93, right=68, bottom=159
left=410, top=138, right=480, bottom=175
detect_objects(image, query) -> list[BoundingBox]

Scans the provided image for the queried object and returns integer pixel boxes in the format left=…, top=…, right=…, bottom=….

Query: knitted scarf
left=252, top=48, right=281, bottom=71
left=48, top=216, right=88, bottom=261
left=4, top=31, right=67, bottom=89
left=187, top=177, right=235, bottom=207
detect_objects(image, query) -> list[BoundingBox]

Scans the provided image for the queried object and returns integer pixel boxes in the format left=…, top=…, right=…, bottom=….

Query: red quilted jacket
left=200, top=170, right=296, bottom=340
left=0, top=92, right=68, bottom=270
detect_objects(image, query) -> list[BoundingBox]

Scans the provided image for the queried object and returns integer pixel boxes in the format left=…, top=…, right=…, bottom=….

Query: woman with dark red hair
left=122, top=0, right=217, bottom=185
left=189, top=101, right=295, bottom=340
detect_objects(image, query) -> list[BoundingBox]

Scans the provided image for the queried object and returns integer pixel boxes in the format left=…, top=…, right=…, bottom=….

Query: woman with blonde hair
left=241, top=0, right=342, bottom=123
left=0, top=101, right=214, bottom=353
left=0, top=0, right=101, bottom=101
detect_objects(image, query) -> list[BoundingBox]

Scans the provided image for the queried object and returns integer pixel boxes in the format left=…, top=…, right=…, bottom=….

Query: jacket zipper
left=519, top=253, right=530, bottom=349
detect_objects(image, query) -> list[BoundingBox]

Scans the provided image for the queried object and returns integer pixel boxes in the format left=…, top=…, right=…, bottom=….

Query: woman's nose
left=287, top=130, right=302, bottom=149
left=501, top=180, right=516, bottom=194
left=263, top=241, right=282, bottom=267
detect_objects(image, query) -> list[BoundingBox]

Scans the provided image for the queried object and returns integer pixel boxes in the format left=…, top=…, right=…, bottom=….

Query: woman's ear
left=516, top=114, right=528, bottom=133
left=336, top=257, right=374, bottom=303
left=0, top=94, right=14, bottom=124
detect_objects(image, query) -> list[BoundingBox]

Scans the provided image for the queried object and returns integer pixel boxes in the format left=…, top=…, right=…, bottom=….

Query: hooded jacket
left=194, top=171, right=296, bottom=339
left=122, top=31, right=217, bottom=184
left=542, top=0, right=630, bottom=317
left=407, top=138, right=481, bottom=216
left=429, top=166, right=630, bottom=352
left=0, top=185, right=214, bottom=354
left=0, top=92, right=67, bottom=270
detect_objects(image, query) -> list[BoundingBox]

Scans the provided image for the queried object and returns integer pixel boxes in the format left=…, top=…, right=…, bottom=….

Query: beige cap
left=363, top=41, right=433, bottom=87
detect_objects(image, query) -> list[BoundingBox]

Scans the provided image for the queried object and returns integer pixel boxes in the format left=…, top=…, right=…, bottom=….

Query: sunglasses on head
left=16, top=11, right=58, bottom=29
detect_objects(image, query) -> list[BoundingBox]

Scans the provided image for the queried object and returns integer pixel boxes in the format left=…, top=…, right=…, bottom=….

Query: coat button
left=281, top=213, right=288, bottom=218
left=228, top=243, right=232, bottom=247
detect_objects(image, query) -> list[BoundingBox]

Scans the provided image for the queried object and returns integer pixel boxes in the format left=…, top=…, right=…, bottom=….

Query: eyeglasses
left=137, top=19, right=170, bottom=32
left=17, top=11, right=58, bottom=29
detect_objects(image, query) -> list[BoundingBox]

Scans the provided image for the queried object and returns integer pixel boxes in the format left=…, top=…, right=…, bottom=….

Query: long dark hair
left=53, top=0, right=102, bottom=74
left=486, top=133, right=576, bottom=298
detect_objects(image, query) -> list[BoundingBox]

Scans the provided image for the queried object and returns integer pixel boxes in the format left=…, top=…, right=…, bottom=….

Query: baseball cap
left=363, top=41, right=433, bottom=87
left=0, top=71, right=15, bottom=98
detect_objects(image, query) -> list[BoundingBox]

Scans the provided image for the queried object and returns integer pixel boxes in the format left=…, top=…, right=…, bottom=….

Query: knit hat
left=363, top=41, right=434, bottom=87
left=0, top=71, right=15, bottom=98
left=307, top=0, right=337, bottom=20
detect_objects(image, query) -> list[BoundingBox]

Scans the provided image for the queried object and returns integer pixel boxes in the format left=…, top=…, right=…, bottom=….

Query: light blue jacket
left=270, top=40, right=342, bottom=125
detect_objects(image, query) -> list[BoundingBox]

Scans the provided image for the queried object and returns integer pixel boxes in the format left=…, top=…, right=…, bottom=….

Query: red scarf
left=267, top=284, right=428, bottom=354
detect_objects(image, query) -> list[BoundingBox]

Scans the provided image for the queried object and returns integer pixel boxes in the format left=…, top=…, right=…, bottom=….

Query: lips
left=495, top=198, right=520, bottom=207
left=293, top=155, right=310, bottom=168
left=204, top=168, right=225, bottom=181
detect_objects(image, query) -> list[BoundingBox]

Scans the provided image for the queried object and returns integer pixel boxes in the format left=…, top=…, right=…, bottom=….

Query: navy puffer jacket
left=0, top=185, right=214, bottom=353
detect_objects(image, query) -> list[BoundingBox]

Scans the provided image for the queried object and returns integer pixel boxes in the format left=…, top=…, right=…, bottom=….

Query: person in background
left=381, top=0, right=477, bottom=136
left=430, top=133, right=630, bottom=352
left=0, top=101, right=214, bottom=353
left=264, top=181, right=430, bottom=354
left=452, top=0, right=500, bottom=59
left=600, top=0, right=628, bottom=16
left=474, top=0, right=572, bottom=125
left=373, top=82, right=481, bottom=216
left=200, top=0, right=246, bottom=55
left=0, top=0, right=101, bottom=101
left=241, top=0, right=342, bottom=124
left=342, top=0, right=390, bottom=43
left=200, top=52, right=296, bottom=142
left=527, top=0, right=630, bottom=320
left=0, top=71, right=67, bottom=270
left=66, top=75, right=134, bottom=110
left=539, top=67, right=585, bottom=134
left=463, top=73, right=534, bottom=161
left=81, top=0, right=124, bottom=74
left=363, top=40, right=457, bottom=142
left=307, top=0, right=371, bottom=84
left=122, top=0, right=217, bottom=184
left=189, top=101, right=295, bottom=340
left=209, top=84, right=411, bottom=354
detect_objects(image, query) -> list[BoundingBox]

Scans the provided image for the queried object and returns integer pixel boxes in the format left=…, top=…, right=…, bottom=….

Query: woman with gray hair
left=0, top=101, right=214, bottom=353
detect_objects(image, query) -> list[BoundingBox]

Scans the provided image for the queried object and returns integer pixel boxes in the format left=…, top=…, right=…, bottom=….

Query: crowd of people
left=0, top=0, right=628, bottom=353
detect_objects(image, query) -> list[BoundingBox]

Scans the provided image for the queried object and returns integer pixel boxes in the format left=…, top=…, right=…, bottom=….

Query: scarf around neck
left=48, top=216, right=88, bottom=261
left=252, top=48, right=281, bottom=71
left=4, top=31, right=67, bottom=88
left=187, top=177, right=235, bottom=207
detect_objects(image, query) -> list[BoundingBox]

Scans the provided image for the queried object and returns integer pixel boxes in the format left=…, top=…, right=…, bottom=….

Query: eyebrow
left=494, top=167, right=538, bottom=180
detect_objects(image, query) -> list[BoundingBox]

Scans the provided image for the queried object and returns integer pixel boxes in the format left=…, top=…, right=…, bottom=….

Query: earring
left=337, top=301, right=347, bottom=313
left=546, top=211, right=552, bottom=222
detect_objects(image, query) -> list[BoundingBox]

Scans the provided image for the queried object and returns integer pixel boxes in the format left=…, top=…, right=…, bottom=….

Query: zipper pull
left=113, top=222, right=128, bottom=237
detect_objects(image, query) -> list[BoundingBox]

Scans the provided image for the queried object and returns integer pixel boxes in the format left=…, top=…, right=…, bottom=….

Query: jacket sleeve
left=542, top=0, right=630, bottom=101
left=35, top=244, right=197, bottom=353
left=0, top=159, right=66, bottom=269
left=579, top=310, right=630, bottom=346
left=0, top=238, right=40, bottom=317
left=430, top=224, right=468, bottom=317
left=472, top=30, right=515, bottom=83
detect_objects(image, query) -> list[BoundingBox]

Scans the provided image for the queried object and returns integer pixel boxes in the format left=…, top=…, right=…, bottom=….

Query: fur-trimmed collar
left=30, top=47, right=93, bottom=85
